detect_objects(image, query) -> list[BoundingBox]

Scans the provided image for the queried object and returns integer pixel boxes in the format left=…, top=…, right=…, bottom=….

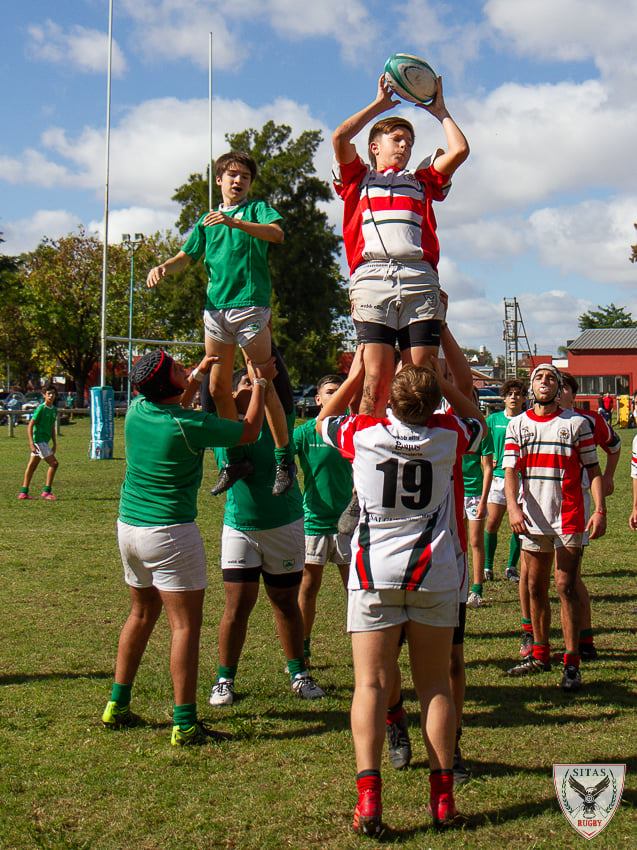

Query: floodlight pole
left=99, top=0, right=114, bottom=387
left=208, top=32, right=213, bottom=211
left=122, top=234, right=145, bottom=406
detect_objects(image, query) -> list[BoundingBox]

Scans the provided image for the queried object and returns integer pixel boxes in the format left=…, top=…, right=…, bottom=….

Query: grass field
left=1, top=416, right=636, bottom=849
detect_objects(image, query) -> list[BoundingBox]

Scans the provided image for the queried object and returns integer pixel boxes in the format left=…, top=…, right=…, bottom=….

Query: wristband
left=253, top=378, right=268, bottom=388
left=190, top=368, right=205, bottom=383
left=594, top=509, right=606, bottom=516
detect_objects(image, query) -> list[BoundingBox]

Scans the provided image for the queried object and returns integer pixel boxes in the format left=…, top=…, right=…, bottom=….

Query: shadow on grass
left=1, top=670, right=111, bottom=686
left=209, top=706, right=351, bottom=741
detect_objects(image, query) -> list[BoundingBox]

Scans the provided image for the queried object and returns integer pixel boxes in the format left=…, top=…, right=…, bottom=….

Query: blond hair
left=389, top=365, right=441, bottom=425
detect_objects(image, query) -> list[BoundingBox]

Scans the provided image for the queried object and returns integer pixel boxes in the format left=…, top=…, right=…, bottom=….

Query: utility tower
left=503, top=298, right=532, bottom=379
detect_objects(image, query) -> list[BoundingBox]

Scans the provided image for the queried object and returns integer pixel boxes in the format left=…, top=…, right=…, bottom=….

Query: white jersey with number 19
left=322, top=411, right=483, bottom=592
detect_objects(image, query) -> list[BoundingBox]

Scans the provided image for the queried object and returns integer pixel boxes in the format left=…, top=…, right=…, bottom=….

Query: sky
left=2, top=0, right=637, bottom=358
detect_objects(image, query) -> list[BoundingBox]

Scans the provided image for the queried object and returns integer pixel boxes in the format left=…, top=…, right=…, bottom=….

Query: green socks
left=217, top=665, right=237, bottom=682
left=42, top=485, right=52, bottom=494
left=173, top=703, right=197, bottom=731
left=470, top=583, right=483, bottom=596
left=484, top=531, right=497, bottom=568
left=287, top=657, right=306, bottom=680
left=507, top=533, right=521, bottom=568
left=20, top=486, right=28, bottom=495
left=274, top=444, right=294, bottom=465
left=110, top=682, right=132, bottom=708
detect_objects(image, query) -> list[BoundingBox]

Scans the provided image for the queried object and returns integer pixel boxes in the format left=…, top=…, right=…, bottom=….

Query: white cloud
left=119, top=0, right=376, bottom=69
left=529, top=197, right=637, bottom=285
left=89, top=206, right=179, bottom=243
left=0, top=210, right=81, bottom=255
left=27, top=20, right=127, bottom=76
left=2, top=96, right=333, bottom=209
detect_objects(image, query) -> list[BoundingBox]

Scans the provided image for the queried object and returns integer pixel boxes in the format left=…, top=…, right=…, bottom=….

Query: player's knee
left=50, top=458, right=59, bottom=470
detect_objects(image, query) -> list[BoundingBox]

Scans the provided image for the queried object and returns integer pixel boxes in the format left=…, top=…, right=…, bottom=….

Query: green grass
left=1, top=418, right=636, bottom=849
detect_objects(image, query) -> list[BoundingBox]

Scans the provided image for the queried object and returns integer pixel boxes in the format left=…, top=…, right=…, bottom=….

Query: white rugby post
left=208, top=32, right=214, bottom=210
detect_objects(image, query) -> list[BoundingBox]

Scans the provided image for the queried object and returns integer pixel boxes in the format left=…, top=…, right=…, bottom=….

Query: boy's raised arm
left=332, top=75, right=399, bottom=165
left=417, top=77, right=469, bottom=177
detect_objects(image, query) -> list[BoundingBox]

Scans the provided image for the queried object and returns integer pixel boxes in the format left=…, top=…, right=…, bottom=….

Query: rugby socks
left=356, top=769, right=381, bottom=793
left=579, top=628, right=594, bottom=652
left=532, top=643, right=550, bottom=664
left=484, top=531, right=497, bottom=568
left=287, top=657, right=306, bottom=681
left=217, top=665, right=237, bottom=682
left=522, top=617, right=533, bottom=636
left=110, top=682, right=132, bottom=709
left=274, top=444, right=295, bottom=465
left=386, top=695, right=405, bottom=726
left=429, top=769, right=454, bottom=795
left=507, top=533, right=521, bottom=568
left=173, top=703, right=197, bottom=732
left=19, top=486, right=29, bottom=495
left=303, top=637, right=311, bottom=660
left=226, top=446, right=246, bottom=465
left=470, top=583, right=483, bottom=596
left=42, top=485, right=52, bottom=495
left=563, top=652, right=580, bottom=669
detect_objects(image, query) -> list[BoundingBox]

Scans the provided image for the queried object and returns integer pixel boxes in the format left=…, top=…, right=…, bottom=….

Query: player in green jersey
left=206, top=348, right=325, bottom=706
left=484, top=379, right=527, bottom=582
left=462, top=394, right=494, bottom=607
left=102, top=349, right=272, bottom=746
left=18, top=385, right=59, bottom=501
left=147, top=151, right=295, bottom=498
left=294, top=375, right=354, bottom=664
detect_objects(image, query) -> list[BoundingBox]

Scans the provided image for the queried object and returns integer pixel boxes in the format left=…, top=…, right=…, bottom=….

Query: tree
left=577, top=303, right=637, bottom=330
left=20, top=230, right=133, bottom=403
left=170, top=121, right=349, bottom=382
left=0, top=238, right=34, bottom=387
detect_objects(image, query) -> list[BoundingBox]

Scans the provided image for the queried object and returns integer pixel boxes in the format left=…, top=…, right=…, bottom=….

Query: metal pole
left=99, top=0, right=114, bottom=387
left=127, top=251, right=134, bottom=407
left=208, top=32, right=213, bottom=210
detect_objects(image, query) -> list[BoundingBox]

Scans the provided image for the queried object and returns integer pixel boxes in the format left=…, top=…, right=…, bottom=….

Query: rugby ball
left=384, top=53, right=438, bottom=106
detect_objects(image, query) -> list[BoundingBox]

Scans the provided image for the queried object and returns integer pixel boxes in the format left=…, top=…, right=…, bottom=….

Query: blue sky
left=2, top=0, right=636, bottom=356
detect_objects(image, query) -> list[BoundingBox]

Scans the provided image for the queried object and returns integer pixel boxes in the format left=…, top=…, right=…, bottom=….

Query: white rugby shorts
left=221, top=519, right=304, bottom=577
left=117, top=520, right=207, bottom=591
left=203, top=306, right=271, bottom=347
left=349, top=259, right=444, bottom=329
left=32, top=442, right=54, bottom=459
left=304, top=532, right=351, bottom=566
left=347, top=587, right=459, bottom=632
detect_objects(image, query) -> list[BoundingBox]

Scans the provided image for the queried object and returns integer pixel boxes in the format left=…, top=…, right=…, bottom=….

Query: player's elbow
left=273, top=227, right=285, bottom=244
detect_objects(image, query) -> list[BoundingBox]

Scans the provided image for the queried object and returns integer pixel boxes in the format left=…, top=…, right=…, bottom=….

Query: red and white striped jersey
left=631, top=434, right=637, bottom=479
left=502, top=408, right=599, bottom=535
left=332, top=155, right=451, bottom=275
left=573, top=406, right=620, bottom=490
left=322, top=410, right=482, bottom=592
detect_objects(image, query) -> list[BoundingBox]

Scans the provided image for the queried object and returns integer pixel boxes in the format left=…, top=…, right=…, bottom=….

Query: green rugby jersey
left=214, top=409, right=303, bottom=531
left=119, top=396, right=244, bottom=527
left=181, top=199, right=282, bottom=311
left=486, top=409, right=517, bottom=478
left=31, top=402, right=57, bottom=443
left=293, top=417, right=353, bottom=535
left=462, top=431, right=494, bottom=497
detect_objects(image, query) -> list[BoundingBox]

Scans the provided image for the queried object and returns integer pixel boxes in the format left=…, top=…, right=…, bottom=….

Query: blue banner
left=90, top=386, right=115, bottom=460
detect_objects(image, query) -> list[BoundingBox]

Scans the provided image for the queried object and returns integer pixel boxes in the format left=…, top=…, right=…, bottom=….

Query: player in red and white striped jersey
left=504, top=365, right=606, bottom=692
left=515, top=372, right=620, bottom=662
left=332, top=74, right=469, bottom=419
left=317, top=348, right=484, bottom=833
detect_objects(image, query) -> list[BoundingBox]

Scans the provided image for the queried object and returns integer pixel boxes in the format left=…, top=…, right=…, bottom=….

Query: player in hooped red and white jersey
left=317, top=347, right=484, bottom=835
left=515, top=371, right=620, bottom=662
left=504, top=364, right=606, bottom=693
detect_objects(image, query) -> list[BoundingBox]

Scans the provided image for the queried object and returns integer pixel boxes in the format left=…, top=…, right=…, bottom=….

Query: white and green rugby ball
left=384, top=53, right=438, bottom=105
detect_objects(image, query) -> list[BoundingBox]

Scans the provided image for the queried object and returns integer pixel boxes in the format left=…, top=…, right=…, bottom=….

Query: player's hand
left=349, top=343, right=366, bottom=382
left=508, top=506, right=527, bottom=536
left=586, top=510, right=607, bottom=539
left=375, top=73, right=400, bottom=110
left=415, top=76, right=449, bottom=120
left=476, top=498, right=487, bottom=520
left=203, top=210, right=232, bottom=228
left=629, top=510, right=637, bottom=530
left=251, top=357, right=277, bottom=383
left=146, top=265, right=166, bottom=288
left=195, top=354, right=219, bottom=375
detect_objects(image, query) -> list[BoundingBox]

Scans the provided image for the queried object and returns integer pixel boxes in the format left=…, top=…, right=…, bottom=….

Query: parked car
left=295, top=385, right=319, bottom=419
left=477, top=386, right=504, bottom=414
left=22, top=391, right=45, bottom=413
